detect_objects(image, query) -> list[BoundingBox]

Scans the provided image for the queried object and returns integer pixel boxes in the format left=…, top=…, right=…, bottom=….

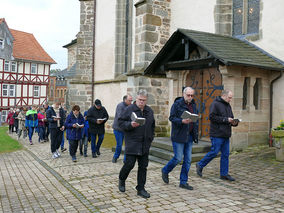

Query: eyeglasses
left=186, top=94, right=194, bottom=97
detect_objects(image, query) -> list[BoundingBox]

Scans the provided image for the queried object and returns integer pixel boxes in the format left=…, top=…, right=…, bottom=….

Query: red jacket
left=6, top=112, right=15, bottom=125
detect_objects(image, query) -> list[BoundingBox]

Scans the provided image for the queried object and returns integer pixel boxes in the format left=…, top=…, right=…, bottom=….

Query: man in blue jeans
left=196, top=90, right=239, bottom=181
left=161, top=87, right=199, bottom=190
left=112, top=94, right=133, bottom=163
left=87, top=99, right=109, bottom=158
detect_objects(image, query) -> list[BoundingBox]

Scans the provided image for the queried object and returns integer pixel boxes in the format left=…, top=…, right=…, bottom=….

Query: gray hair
left=221, top=89, right=232, bottom=96
left=183, top=87, right=195, bottom=94
left=137, top=89, right=148, bottom=97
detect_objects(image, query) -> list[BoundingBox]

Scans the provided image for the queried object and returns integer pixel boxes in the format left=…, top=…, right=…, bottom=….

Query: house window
left=4, top=61, right=10, bottom=71
left=50, top=79, right=54, bottom=85
left=9, top=85, right=15, bottom=97
left=1, top=110, right=8, bottom=123
left=253, top=78, right=261, bottom=110
left=11, top=62, right=17, bottom=72
left=50, top=89, right=54, bottom=97
left=34, top=86, right=40, bottom=97
left=2, top=84, right=8, bottom=97
left=242, top=77, right=249, bottom=110
left=31, top=63, right=37, bottom=74
left=233, top=0, right=260, bottom=36
left=57, top=89, right=59, bottom=97
left=0, top=38, right=4, bottom=49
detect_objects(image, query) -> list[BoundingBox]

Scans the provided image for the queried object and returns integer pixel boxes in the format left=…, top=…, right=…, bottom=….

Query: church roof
left=10, top=29, right=56, bottom=64
left=145, top=29, right=284, bottom=75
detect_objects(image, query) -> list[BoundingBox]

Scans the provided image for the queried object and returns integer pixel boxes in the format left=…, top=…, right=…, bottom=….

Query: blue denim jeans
left=113, top=130, right=125, bottom=160
left=162, top=135, right=193, bottom=185
left=28, top=127, right=35, bottom=141
left=61, top=131, right=65, bottom=149
left=90, top=133, right=104, bottom=153
left=198, top=137, right=230, bottom=176
left=38, top=126, right=45, bottom=142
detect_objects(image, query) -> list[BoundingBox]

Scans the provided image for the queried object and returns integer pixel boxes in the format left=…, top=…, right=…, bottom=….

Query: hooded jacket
left=209, top=96, right=234, bottom=138
left=25, top=109, right=38, bottom=128
left=169, top=97, right=199, bottom=143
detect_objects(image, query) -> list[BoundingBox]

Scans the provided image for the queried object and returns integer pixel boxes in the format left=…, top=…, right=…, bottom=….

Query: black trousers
left=69, top=140, right=79, bottom=157
left=50, top=128, right=63, bottom=153
left=119, top=153, right=149, bottom=191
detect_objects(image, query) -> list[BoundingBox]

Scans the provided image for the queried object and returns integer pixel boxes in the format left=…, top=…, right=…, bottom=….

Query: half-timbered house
left=0, top=18, right=55, bottom=122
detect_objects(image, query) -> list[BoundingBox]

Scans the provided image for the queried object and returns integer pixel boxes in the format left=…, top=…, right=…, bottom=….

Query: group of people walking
left=5, top=87, right=238, bottom=199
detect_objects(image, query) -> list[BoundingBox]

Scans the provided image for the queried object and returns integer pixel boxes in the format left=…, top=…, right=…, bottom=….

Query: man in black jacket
left=87, top=99, right=109, bottom=158
left=118, top=89, right=155, bottom=199
left=196, top=90, right=238, bottom=181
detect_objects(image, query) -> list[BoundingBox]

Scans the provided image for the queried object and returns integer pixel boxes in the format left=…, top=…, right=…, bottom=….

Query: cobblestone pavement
left=0, top=133, right=283, bottom=212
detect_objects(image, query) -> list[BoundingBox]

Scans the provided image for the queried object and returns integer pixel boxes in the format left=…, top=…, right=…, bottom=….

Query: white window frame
left=4, top=61, right=10, bottom=72
left=0, top=38, right=4, bottom=49
left=31, top=63, right=37, bottom=74
left=2, top=84, right=8, bottom=97
left=9, top=85, right=15, bottom=97
left=34, top=85, right=40, bottom=97
left=1, top=110, right=8, bottom=123
left=11, top=61, right=17, bottom=72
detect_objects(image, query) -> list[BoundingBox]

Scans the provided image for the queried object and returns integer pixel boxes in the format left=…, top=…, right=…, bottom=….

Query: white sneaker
left=56, top=149, right=61, bottom=157
left=52, top=152, right=59, bottom=159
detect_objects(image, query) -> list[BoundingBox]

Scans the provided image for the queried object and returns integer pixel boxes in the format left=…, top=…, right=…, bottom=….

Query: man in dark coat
left=196, top=90, right=238, bottom=181
left=87, top=99, right=109, bottom=158
left=118, top=89, right=155, bottom=199
left=46, top=102, right=66, bottom=159
left=161, top=87, right=199, bottom=190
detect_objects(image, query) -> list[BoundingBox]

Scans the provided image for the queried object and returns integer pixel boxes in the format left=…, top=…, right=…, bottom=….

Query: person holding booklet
left=46, top=102, right=66, bottom=159
left=196, top=90, right=239, bottom=181
left=87, top=99, right=109, bottom=158
left=161, top=87, right=199, bottom=190
left=65, top=105, right=84, bottom=162
left=118, top=89, right=155, bottom=199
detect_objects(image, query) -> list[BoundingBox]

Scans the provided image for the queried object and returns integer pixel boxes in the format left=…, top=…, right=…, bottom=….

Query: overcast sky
left=0, top=0, right=80, bottom=70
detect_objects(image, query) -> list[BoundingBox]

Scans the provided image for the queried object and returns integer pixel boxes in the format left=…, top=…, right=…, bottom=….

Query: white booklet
left=52, top=115, right=61, bottom=119
left=131, top=112, right=146, bottom=126
left=97, top=118, right=107, bottom=121
left=181, top=111, right=199, bottom=122
left=75, top=123, right=84, bottom=128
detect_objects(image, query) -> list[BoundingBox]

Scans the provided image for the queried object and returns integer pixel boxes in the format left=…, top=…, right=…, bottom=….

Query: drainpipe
left=270, top=70, right=283, bottom=134
left=91, top=0, right=97, bottom=104
left=124, top=0, right=129, bottom=74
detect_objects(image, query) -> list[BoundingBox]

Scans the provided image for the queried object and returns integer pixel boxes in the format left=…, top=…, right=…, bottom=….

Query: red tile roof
left=10, top=29, right=56, bottom=64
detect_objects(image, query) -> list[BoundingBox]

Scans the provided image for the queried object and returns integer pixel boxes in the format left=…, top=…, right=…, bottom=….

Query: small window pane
left=233, top=0, right=243, bottom=36
left=9, top=85, right=15, bottom=97
left=11, top=62, right=17, bottom=72
left=4, top=61, right=9, bottom=71
left=248, top=0, right=260, bottom=34
left=31, top=64, right=37, bottom=74
left=34, top=86, right=40, bottom=97
left=2, top=85, right=8, bottom=96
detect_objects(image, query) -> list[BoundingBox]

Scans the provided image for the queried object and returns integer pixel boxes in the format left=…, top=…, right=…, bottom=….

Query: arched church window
left=233, top=0, right=260, bottom=36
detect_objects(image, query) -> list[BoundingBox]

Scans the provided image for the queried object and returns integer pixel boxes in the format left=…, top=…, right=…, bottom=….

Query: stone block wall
left=127, top=74, right=170, bottom=136
left=134, top=0, right=171, bottom=69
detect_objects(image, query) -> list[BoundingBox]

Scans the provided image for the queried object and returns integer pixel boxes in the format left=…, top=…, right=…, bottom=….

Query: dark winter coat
left=209, top=96, right=235, bottom=138
left=46, top=107, right=66, bottom=129
left=65, top=112, right=85, bottom=141
left=87, top=105, right=109, bottom=135
left=13, top=112, right=20, bottom=128
left=118, top=103, right=155, bottom=156
left=169, top=97, right=199, bottom=143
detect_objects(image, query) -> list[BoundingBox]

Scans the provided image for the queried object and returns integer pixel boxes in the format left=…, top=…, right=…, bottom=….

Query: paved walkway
left=0, top=133, right=283, bottom=212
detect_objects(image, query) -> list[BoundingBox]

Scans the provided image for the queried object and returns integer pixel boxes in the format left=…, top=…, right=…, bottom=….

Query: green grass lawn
left=101, top=132, right=116, bottom=149
left=0, top=126, right=22, bottom=153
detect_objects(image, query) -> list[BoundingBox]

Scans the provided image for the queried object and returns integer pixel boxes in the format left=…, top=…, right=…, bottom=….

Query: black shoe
left=196, top=163, right=203, bottom=177
left=96, top=150, right=100, bottom=156
left=112, top=157, right=117, bottom=163
left=80, top=151, right=83, bottom=156
left=220, top=175, right=235, bottom=181
left=92, top=153, right=97, bottom=158
left=179, top=183, right=194, bottom=190
left=137, top=189, right=150, bottom=198
left=118, top=179, right=125, bottom=192
left=84, top=153, right=88, bottom=157
left=161, top=169, right=169, bottom=184
left=61, top=148, right=67, bottom=152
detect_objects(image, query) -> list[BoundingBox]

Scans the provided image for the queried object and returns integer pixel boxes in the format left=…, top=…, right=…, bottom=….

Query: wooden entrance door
left=185, top=67, right=223, bottom=139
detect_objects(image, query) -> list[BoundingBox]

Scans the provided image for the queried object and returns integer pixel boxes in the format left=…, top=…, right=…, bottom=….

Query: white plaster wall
left=93, top=81, right=127, bottom=118
left=170, top=0, right=215, bottom=34
left=94, top=0, right=116, bottom=81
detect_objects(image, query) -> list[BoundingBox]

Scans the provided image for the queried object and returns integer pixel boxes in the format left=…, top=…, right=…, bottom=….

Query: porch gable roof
left=144, top=29, right=284, bottom=75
